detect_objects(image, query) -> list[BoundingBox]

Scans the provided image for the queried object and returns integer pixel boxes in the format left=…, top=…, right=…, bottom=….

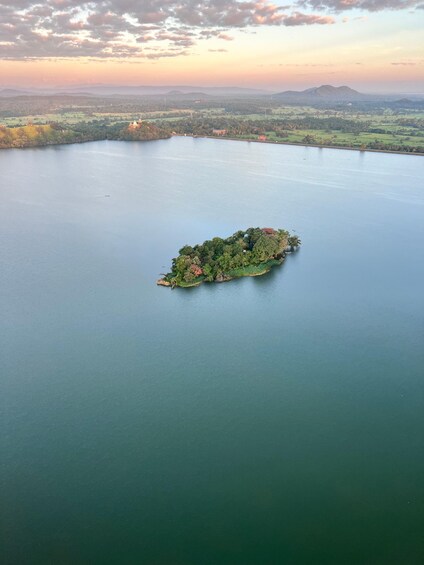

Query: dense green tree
left=163, top=227, right=298, bottom=286
left=288, top=235, right=301, bottom=250
left=252, top=236, right=279, bottom=262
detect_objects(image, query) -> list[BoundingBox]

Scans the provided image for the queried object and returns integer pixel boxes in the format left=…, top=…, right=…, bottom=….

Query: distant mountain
left=164, top=90, right=209, bottom=99
left=1, top=84, right=420, bottom=101
left=0, top=84, right=269, bottom=98
left=0, top=88, right=34, bottom=97
left=273, top=85, right=365, bottom=101
left=392, top=97, right=424, bottom=108
left=304, top=85, right=361, bottom=98
left=52, top=85, right=269, bottom=97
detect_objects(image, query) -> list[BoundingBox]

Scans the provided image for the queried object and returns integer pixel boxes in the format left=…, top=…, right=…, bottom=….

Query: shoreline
left=176, top=134, right=424, bottom=157
left=159, top=267, right=272, bottom=288
left=1, top=133, right=422, bottom=156
left=158, top=258, right=284, bottom=288
left=0, top=135, right=170, bottom=151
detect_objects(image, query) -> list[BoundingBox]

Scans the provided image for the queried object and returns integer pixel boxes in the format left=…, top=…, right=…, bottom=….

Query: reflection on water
left=1, top=138, right=423, bottom=565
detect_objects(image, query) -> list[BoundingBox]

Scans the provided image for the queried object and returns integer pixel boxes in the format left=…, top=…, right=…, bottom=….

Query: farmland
left=1, top=93, right=423, bottom=154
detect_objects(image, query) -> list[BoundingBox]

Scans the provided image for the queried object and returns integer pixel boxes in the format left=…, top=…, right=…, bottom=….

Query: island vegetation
left=157, top=227, right=301, bottom=288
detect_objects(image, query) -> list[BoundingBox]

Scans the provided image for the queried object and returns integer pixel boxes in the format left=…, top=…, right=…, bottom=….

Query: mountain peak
left=313, top=85, right=359, bottom=96
left=273, top=84, right=362, bottom=101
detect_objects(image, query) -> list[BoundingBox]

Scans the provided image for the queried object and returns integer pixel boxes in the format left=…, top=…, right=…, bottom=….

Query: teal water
left=1, top=138, right=423, bottom=564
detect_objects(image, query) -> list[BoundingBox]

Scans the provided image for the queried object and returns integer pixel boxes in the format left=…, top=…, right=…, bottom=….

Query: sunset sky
left=0, top=0, right=423, bottom=93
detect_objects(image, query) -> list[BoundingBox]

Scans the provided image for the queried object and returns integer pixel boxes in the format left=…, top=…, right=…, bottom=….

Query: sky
left=0, top=0, right=423, bottom=93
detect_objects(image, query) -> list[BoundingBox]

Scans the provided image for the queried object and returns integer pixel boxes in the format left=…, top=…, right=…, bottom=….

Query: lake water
left=1, top=138, right=423, bottom=564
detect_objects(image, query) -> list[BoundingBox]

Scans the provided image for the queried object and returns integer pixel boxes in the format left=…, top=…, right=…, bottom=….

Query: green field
left=1, top=95, right=423, bottom=153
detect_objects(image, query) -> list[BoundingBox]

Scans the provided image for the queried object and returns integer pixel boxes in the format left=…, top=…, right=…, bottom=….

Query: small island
left=157, top=227, right=300, bottom=288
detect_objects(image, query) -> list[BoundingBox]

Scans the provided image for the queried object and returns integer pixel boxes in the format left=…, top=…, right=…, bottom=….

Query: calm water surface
left=1, top=138, right=423, bottom=564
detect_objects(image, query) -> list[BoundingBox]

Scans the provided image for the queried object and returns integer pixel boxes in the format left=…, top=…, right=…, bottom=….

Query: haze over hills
left=0, top=88, right=35, bottom=97
left=0, top=85, right=270, bottom=97
left=57, top=85, right=271, bottom=96
left=1, top=84, right=422, bottom=105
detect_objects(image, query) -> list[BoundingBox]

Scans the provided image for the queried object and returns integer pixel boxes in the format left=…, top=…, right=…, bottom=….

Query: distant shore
left=2, top=134, right=423, bottom=156
left=175, top=134, right=424, bottom=157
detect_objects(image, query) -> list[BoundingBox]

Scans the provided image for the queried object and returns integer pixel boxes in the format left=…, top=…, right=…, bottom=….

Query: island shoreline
left=157, top=230, right=296, bottom=289
left=173, top=263, right=279, bottom=288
